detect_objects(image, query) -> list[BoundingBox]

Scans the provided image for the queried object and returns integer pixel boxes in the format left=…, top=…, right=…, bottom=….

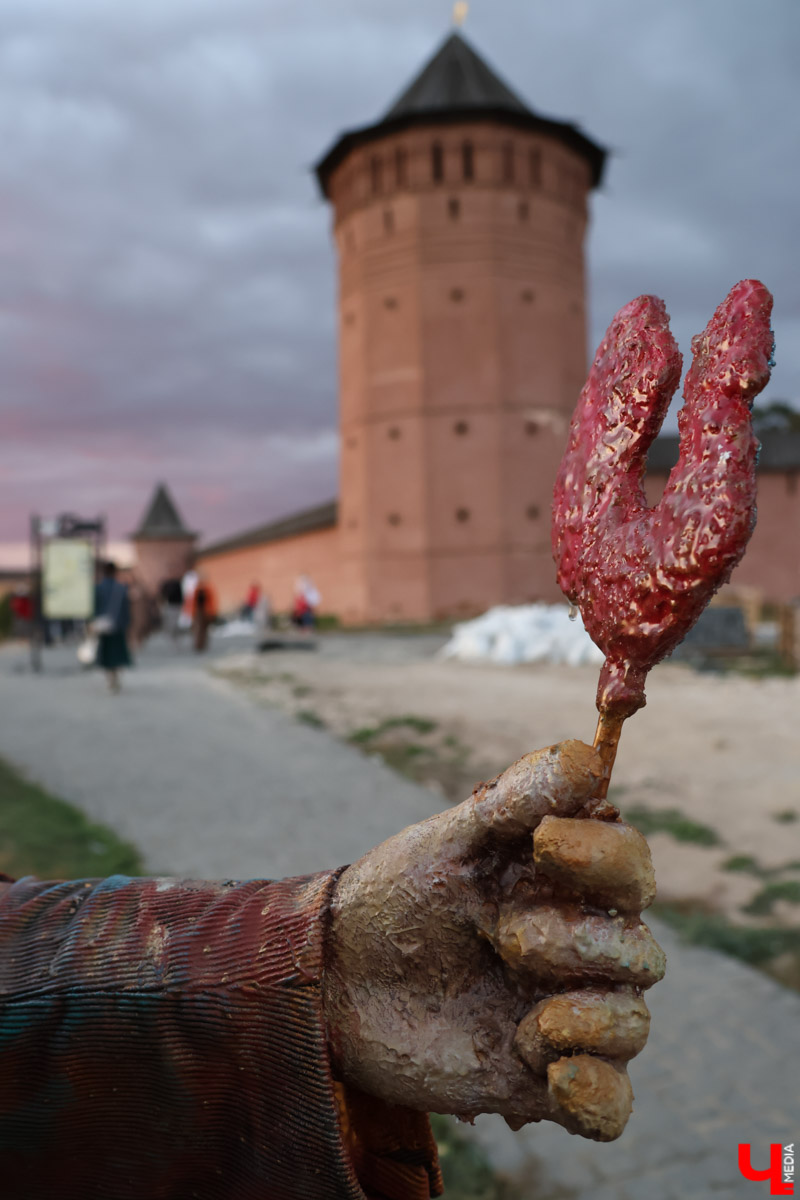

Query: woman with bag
left=92, top=561, right=132, bottom=692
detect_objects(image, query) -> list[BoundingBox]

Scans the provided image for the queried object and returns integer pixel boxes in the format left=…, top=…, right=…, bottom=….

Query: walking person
left=160, top=577, right=184, bottom=642
left=93, top=561, right=132, bottom=693
left=191, top=575, right=217, bottom=652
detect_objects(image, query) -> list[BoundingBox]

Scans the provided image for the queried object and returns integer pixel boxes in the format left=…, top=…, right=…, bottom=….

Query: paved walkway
left=0, top=636, right=796, bottom=1199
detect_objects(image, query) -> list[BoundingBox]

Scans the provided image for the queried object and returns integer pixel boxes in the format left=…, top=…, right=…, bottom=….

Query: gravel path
left=0, top=635, right=796, bottom=1199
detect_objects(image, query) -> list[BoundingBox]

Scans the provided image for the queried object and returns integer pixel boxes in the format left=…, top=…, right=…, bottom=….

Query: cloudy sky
left=0, top=0, right=797, bottom=544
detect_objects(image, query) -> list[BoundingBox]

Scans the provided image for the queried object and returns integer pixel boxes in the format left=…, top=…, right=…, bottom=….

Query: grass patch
left=430, top=1115, right=518, bottom=1199
left=743, top=881, right=800, bottom=916
left=296, top=709, right=326, bottom=729
left=773, top=809, right=798, bottom=824
left=0, top=755, right=143, bottom=881
left=624, top=806, right=721, bottom=847
left=722, top=855, right=800, bottom=881
left=654, top=902, right=800, bottom=967
left=722, top=854, right=766, bottom=877
left=350, top=715, right=438, bottom=744
left=697, top=650, right=798, bottom=679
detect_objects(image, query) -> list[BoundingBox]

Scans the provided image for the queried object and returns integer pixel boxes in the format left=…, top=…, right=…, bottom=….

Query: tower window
left=383, top=296, right=398, bottom=310
left=347, top=436, right=358, bottom=448
left=525, top=418, right=539, bottom=436
left=431, top=142, right=444, bottom=183
left=448, top=196, right=460, bottom=220
left=521, top=288, right=535, bottom=304
left=387, top=513, right=402, bottom=526
left=529, top=147, right=541, bottom=188
left=395, top=146, right=408, bottom=188
left=344, top=311, right=356, bottom=326
left=370, top=155, right=383, bottom=195
left=502, top=142, right=515, bottom=184
left=454, top=420, right=469, bottom=435
left=526, top=504, right=541, bottom=520
left=383, top=208, right=394, bottom=235
left=388, top=426, right=401, bottom=440
left=462, top=140, right=474, bottom=181
left=455, top=507, right=471, bottom=523
left=518, top=200, right=529, bottom=222
left=345, top=229, right=356, bottom=253
left=450, top=287, right=465, bottom=303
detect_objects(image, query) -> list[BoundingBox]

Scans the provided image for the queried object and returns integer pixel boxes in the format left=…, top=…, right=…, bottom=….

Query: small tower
left=316, top=32, right=606, bottom=623
left=131, top=484, right=197, bottom=593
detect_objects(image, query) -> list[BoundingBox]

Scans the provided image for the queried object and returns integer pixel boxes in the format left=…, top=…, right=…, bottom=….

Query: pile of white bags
left=439, top=604, right=604, bottom=667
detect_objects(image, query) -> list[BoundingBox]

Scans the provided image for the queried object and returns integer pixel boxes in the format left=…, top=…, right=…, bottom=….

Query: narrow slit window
left=395, top=147, right=408, bottom=188
left=502, top=142, right=515, bottom=184
left=432, top=142, right=444, bottom=183
left=462, top=140, right=474, bottom=181
left=529, top=147, right=541, bottom=188
left=370, top=155, right=383, bottom=195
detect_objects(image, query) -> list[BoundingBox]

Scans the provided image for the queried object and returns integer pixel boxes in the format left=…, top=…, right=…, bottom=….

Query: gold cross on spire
left=453, top=2, right=469, bottom=27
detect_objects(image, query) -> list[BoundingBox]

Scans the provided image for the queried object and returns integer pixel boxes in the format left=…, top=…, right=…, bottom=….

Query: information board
left=42, top=539, right=94, bottom=619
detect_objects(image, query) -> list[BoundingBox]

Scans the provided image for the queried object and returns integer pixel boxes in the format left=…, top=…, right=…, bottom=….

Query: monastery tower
left=315, top=32, right=606, bottom=623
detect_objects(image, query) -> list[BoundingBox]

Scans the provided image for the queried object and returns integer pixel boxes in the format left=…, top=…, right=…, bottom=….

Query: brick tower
left=131, top=483, right=197, bottom=594
left=316, top=32, right=606, bottom=623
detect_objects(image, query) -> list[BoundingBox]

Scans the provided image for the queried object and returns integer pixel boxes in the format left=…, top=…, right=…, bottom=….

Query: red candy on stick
left=552, top=279, right=774, bottom=802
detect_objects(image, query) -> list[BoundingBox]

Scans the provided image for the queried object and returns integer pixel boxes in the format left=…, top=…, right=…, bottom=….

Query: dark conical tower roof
left=132, top=484, right=196, bottom=541
left=316, top=31, right=606, bottom=194
left=384, top=32, right=529, bottom=120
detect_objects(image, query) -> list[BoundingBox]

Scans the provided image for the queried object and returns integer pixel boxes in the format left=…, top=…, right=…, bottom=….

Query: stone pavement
left=0, top=636, right=796, bottom=1199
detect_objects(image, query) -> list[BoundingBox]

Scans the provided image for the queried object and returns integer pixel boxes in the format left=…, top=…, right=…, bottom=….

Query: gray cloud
left=0, top=0, right=797, bottom=542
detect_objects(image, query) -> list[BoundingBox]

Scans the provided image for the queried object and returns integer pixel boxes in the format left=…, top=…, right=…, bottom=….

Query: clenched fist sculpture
left=0, top=741, right=663, bottom=1200
left=327, top=740, right=662, bottom=1139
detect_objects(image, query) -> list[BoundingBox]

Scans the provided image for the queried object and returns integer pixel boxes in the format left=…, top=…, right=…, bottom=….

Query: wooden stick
left=592, top=710, right=626, bottom=803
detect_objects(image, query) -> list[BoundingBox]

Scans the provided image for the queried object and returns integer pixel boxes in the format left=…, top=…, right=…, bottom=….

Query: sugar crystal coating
left=552, top=279, right=774, bottom=717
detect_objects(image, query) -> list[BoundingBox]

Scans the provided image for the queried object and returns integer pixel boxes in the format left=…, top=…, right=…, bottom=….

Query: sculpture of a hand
left=323, top=741, right=664, bottom=1142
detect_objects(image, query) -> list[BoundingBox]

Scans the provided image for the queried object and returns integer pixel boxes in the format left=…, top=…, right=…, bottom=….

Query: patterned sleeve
left=0, top=873, right=442, bottom=1200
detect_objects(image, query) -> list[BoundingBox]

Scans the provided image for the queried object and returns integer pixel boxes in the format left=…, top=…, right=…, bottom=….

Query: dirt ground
left=215, top=634, right=800, bottom=975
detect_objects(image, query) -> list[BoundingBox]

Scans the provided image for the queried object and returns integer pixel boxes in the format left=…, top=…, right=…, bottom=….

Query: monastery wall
left=198, top=525, right=344, bottom=617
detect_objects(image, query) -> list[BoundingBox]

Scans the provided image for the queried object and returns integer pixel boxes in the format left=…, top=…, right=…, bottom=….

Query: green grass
left=716, top=651, right=797, bottom=679
left=722, top=854, right=765, bottom=876
left=654, top=903, right=800, bottom=967
left=0, top=755, right=143, bottom=881
left=773, top=809, right=798, bottom=824
left=350, top=715, right=438, bottom=744
left=296, top=709, right=326, bottom=729
left=743, top=881, right=800, bottom=916
left=623, top=806, right=721, bottom=847
left=430, top=1115, right=518, bottom=1199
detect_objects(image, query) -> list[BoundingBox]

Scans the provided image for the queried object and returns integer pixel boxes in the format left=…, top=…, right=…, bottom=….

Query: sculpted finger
left=449, top=741, right=603, bottom=851
left=514, top=992, right=650, bottom=1072
left=548, top=1056, right=634, bottom=1142
left=492, top=904, right=665, bottom=989
left=533, top=816, right=656, bottom=911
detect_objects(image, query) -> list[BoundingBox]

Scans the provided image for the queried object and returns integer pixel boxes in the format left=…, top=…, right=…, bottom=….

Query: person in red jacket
left=0, top=741, right=662, bottom=1200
